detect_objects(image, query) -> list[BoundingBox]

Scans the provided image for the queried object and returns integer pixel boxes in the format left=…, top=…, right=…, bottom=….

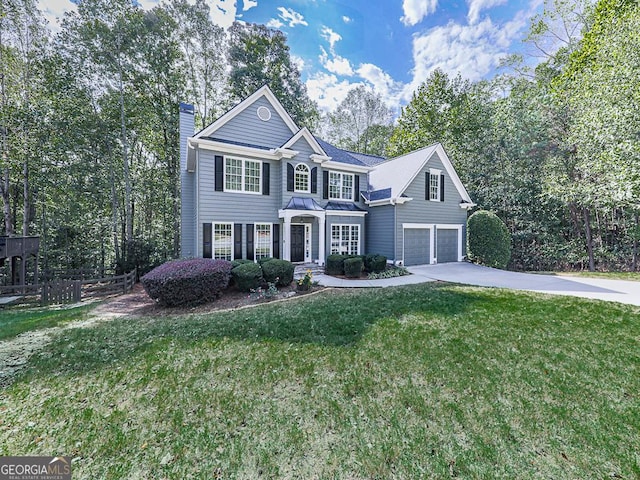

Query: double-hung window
left=225, top=157, right=261, bottom=193
left=213, top=223, right=233, bottom=260
left=429, top=169, right=441, bottom=201
left=331, top=224, right=360, bottom=255
left=294, top=164, right=310, bottom=193
left=328, top=172, right=353, bottom=201
left=255, top=223, right=272, bottom=260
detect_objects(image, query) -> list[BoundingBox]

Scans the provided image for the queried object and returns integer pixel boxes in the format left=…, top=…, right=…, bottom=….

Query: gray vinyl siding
left=282, top=138, right=322, bottom=208
left=197, top=149, right=281, bottom=258
left=180, top=106, right=196, bottom=258
left=214, top=97, right=294, bottom=148
left=394, top=151, right=468, bottom=260
left=326, top=215, right=366, bottom=259
left=366, top=205, right=395, bottom=260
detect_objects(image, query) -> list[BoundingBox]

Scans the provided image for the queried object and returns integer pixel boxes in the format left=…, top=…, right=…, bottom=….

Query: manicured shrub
left=257, top=256, right=275, bottom=266
left=231, top=259, right=253, bottom=269
left=364, top=254, right=387, bottom=273
left=467, top=210, right=512, bottom=269
left=344, top=257, right=363, bottom=278
left=326, top=254, right=346, bottom=275
left=232, top=262, right=263, bottom=292
left=141, top=258, right=232, bottom=307
left=262, top=259, right=294, bottom=286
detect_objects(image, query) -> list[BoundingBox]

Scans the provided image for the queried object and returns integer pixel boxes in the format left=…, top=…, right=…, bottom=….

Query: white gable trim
left=194, top=85, right=299, bottom=139
left=281, top=127, right=328, bottom=157
left=189, top=137, right=298, bottom=160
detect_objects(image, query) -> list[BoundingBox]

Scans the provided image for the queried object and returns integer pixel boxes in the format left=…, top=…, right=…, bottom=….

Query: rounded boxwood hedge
left=232, top=262, right=263, bottom=292
left=326, top=254, right=346, bottom=275
left=261, top=259, right=294, bottom=286
left=364, top=254, right=387, bottom=273
left=467, top=210, right=512, bottom=269
left=141, top=258, right=232, bottom=307
left=344, top=256, right=363, bottom=278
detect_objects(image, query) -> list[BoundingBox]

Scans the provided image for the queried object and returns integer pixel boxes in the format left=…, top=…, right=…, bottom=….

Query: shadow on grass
left=7, top=283, right=491, bottom=383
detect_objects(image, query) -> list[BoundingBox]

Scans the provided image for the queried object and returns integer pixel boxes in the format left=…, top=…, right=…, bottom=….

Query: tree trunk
left=583, top=206, right=595, bottom=272
left=0, top=23, right=14, bottom=235
left=633, top=212, right=639, bottom=271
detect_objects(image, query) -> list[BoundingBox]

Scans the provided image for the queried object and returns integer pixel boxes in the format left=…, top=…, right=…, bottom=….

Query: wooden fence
left=0, top=269, right=136, bottom=307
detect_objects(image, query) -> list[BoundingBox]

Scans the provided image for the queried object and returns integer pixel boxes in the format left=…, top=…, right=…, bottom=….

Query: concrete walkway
left=315, top=262, right=640, bottom=307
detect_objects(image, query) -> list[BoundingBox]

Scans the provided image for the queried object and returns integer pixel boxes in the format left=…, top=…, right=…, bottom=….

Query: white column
left=318, top=213, right=326, bottom=265
left=283, top=216, right=291, bottom=262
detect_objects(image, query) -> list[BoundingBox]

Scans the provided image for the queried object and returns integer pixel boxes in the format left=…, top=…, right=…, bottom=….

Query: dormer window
left=294, top=164, right=310, bottom=193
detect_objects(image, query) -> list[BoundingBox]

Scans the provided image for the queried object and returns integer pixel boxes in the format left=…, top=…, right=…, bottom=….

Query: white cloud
left=357, top=63, right=404, bottom=110
left=291, top=55, right=306, bottom=72
left=467, top=0, right=507, bottom=24
left=266, top=18, right=284, bottom=28
left=342, top=15, right=352, bottom=23
left=41, top=0, right=78, bottom=32
left=243, top=0, right=258, bottom=11
left=319, top=47, right=354, bottom=76
left=306, top=72, right=363, bottom=111
left=276, top=6, right=308, bottom=27
left=210, top=0, right=238, bottom=29
left=320, top=26, right=342, bottom=52
left=401, top=0, right=438, bottom=26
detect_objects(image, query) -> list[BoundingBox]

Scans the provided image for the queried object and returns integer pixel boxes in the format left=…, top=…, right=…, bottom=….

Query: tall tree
left=228, top=22, right=319, bottom=129
left=324, top=85, right=393, bottom=155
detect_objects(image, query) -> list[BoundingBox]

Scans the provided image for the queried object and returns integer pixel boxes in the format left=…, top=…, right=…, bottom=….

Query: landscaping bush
left=364, top=254, right=387, bottom=273
left=326, top=254, right=346, bottom=275
left=344, top=256, right=363, bottom=278
left=141, top=258, right=232, bottom=307
left=261, top=259, right=294, bottom=286
left=467, top=210, right=512, bottom=269
left=257, top=257, right=275, bottom=266
left=231, top=259, right=254, bottom=269
left=232, top=262, right=264, bottom=292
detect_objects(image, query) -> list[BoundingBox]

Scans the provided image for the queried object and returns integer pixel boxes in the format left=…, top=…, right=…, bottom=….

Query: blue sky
left=44, top=0, right=544, bottom=111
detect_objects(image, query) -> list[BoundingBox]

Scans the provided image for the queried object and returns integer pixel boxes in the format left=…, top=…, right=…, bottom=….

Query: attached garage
left=435, top=227, right=460, bottom=263
left=403, top=227, right=431, bottom=266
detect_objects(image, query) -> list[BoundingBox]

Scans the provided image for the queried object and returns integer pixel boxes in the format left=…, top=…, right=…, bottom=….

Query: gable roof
left=281, top=127, right=328, bottom=157
left=368, top=143, right=473, bottom=204
left=315, top=138, right=370, bottom=167
left=194, top=85, right=298, bottom=140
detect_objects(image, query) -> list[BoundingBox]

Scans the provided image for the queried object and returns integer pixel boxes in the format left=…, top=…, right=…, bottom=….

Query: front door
left=291, top=225, right=305, bottom=262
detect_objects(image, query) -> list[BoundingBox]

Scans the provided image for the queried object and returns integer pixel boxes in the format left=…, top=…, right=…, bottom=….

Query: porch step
left=294, top=263, right=324, bottom=280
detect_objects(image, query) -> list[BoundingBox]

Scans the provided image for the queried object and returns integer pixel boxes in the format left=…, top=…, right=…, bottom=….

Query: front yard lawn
left=0, top=304, right=90, bottom=341
left=1, top=284, right=638, bottom=478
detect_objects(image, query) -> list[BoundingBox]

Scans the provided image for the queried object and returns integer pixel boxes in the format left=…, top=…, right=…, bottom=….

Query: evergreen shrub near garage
left=261, top=259, right=294, bottom=286
left=141, top=258, right=232, bottom=307
left=232, top=262, right=264, bottom=292
left=344, top=257, right=364, bottom=278
left=364, top=254, right=387, bottom=273
left=467, top=210, right=512, bottom=269
left=326, top=254, right=346, bottom=275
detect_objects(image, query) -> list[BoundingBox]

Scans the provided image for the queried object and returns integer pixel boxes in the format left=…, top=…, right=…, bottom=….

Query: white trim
left=325, top=210, right=367, bottom=217
left=434, top=224, right=465, bottom=262
left=256, top=106, right=271, bottom=121
left=330, top=223, right=361, bottom=256
left=195, top=85, right=298, bottom=139
left=203, top=221, right=234, bottom=261
left=321, top=160, right=371, bottom=173
left=290, top=222, right=312, bottom=263
left=366, top=197, right=413, bottom=207
left=278, top=209, right=326, bottom=265
left=402, top=223, right=434, bottom=266
left=224, top=156, right=262, bottom=195
left=328, top=171, right=355, bottom=201
left=189, top=137, right=298, bottom=160
left=428, top=168, right=441, bottom=202
left=281, top=127, right=327, bottom=157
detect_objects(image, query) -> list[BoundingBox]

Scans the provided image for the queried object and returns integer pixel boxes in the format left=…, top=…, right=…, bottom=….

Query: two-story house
left=180, top=85, right=474, bottom=266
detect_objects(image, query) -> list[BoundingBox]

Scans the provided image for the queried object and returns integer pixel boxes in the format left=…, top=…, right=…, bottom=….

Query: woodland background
left=1, top=0, right=638, bottom=276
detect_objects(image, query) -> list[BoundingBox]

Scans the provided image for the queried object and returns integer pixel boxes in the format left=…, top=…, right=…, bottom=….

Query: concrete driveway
left=407, top=262, right=640, bottom=306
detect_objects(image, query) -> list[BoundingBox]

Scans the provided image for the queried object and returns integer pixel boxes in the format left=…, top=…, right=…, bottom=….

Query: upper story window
left=329, top=171, right=354, bottom=201
left=225, top=157, right=261, bottom=194
left=294, top=164, right=310, bottom=193
left=429, top=169, right=441, bottom=201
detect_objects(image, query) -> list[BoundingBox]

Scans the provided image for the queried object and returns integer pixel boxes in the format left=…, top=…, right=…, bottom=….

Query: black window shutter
left=262, top=163, right=270, bottom=195
left=322, top=171, right=329, bottom=199
left=311, top=167, right=318, bottom=194
left=246, top=223, right=254, bottom=260
left=234, top=224, right=242, bottom=260
left=272, top=224, right=280, bottom=259
left=287, top=163, right=294, bottom=192
left=425, top=172, right=429, bottom=200
left=354, top=175, right=360, bottom=202
left=440, top=174, right=445, bottom=202
left=203, top=223, right=212, bottom=258
left=215, top=156, right=224, bottom=191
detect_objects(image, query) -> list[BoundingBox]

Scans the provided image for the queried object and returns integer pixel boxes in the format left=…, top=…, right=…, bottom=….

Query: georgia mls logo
left=0, top=456, right=71, bottom=480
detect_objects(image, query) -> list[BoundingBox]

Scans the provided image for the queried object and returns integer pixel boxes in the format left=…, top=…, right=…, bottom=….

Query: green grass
left=0, top=304, right=90, bottom=341
left=555, top=271, right=640, bottom=281
left=1, top=284, right=639, bottom=479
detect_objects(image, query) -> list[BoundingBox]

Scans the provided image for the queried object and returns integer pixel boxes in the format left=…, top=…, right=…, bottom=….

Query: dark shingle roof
left=315, top=138, right=369, bottom=167
left=283, top=197, right=325, bottom=211
left=345, top=151, right=386, bottom=167
left=324, top=201, right=366, bottom=212
left=369, top=188, right=392, bottom=201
